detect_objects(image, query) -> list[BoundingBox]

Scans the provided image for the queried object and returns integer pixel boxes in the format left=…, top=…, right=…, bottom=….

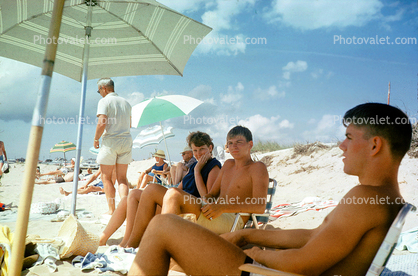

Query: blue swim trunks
left=93, top=181, right=104, bottom=189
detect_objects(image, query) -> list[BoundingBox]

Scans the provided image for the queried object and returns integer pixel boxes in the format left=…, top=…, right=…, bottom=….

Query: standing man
left=94, top=78, right=132, bottom=215
left=169, top=146, right=196, bottom=185
left=0, top=141, right=7, bottom=180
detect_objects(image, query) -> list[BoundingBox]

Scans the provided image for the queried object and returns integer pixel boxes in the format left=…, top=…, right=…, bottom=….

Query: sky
left=0, top=0, right=417, bottom=163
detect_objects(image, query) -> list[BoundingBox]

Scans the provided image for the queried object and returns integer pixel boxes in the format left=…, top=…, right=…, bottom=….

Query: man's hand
left=220, top=230, right=248, bottom=248
left=201, top=202, right=225, bottom=220
left=243, top=246, right=263, bottom=260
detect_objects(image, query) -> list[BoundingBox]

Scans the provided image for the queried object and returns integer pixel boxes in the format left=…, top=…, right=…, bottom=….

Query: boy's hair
left=343, top=102, right=412, bottom=160
left=187, top=131, right=214, bottom=149
left=227, top=125, right=253, bottom=142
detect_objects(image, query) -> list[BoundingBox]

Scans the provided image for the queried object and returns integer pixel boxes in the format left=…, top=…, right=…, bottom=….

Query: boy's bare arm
left=244, top=186, right=394, bottom=275
left=221, top=227, right=315, bottom=249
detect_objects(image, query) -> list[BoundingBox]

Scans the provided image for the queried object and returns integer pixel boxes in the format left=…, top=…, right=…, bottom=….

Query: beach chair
left=230, top=178, right=277, bottom=232
left=238, top=202, right=417, bottom=276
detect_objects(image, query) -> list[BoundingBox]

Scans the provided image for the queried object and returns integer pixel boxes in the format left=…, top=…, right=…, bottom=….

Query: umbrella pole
left=71, top=2, right=93, bottom=216
left=9, top=0, right=65, bottom=275
left=160, top=122, right=172, bottom=166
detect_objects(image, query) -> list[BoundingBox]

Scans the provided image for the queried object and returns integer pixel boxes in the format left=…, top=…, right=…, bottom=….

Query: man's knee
left=163, top=188, right=183, bottom=203
left=149, top=214, right=179, bottom=230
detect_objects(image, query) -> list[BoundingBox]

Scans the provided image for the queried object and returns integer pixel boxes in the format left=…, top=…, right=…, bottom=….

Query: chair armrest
left=239, top=264, right=304, bottom=276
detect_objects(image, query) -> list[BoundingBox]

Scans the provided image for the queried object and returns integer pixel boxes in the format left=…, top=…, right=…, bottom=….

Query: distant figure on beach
left=39, top=158, right=75, bottom=178
left=0, top=141, right=7, bottom=179
left=35, top=168, right=82, bottom=185
left=121, top=126, right=269, bottom=249
left=94, top=77, right=132, bottom=215
left=136, top=150, right=168, bottom=189
left=99, top=131, right=222, bottom=246
left=169, top=146, right=196, bottom=185
left=59, top=167, right=116, bottom=196
left=128, top=103, right=412, bottom=276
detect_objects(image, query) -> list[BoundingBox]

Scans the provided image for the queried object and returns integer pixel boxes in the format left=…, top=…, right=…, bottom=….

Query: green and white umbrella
left=132, top=95, right=204, bottom=128
left=49, top=140, right=76, bottom=161
left=132, top=95, right=203, bottom=163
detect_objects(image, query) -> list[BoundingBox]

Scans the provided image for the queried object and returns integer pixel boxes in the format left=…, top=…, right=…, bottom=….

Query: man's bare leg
left=116, top=163, right=129, bottom=199
left=123, top=184, right=167, bottom=248
left=101, top=164, right=116, bottom=215
left=128, top=214, right=246, bottom=275
left=136, top=172, right=144, bottom=189
left=174, top=163, right=187, bottom=184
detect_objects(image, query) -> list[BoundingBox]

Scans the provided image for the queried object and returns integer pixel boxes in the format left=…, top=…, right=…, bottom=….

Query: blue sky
left=0, top=0, right=417, bottom=162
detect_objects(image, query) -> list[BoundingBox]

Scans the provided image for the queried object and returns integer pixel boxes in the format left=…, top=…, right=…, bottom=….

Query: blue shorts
left=0, top=155, right=3, bottom=162
left=93, top=181, right=104, bottom=189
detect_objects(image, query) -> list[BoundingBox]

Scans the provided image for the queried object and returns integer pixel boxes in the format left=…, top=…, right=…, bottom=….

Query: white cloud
left=126, top=92, right=146, bottom=106
left=254, top=85, right=285, bottom=100
left=188, top=84, right=213, bottom=101
left=158, top=0, right=207, bottom=13
left=220, top=82, right=244, bottom=105
left=302, top=114, right=345, bottom=142
left=265, top=0, right=383, bottom=30
left=238, top=114, right=294, bottom=140
left=196, top=0, right=256, bottom=55
left=282, top=60, right=307, bottom=79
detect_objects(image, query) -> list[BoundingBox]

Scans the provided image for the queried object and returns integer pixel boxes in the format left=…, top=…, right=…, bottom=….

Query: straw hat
left=181, top=146, right=192, bottom=153
left=58, top=214, right=99, bottom=259
left=153, top=149, right=166, bottom=159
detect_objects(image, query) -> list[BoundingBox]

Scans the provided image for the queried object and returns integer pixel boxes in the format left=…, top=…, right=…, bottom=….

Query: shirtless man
left=124, top=125, right=269, bottom=248
left=128, top=103, right=412, bottom=276
left=0, top=141, right=7, bottom=179
left=35, top=168, right=82, bottom=185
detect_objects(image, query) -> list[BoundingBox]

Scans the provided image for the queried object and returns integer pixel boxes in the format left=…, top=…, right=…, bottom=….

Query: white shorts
left=97, top=136, right=132, bottom=165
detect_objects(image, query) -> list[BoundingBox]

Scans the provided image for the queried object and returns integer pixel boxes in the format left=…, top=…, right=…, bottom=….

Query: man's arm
left=221, top=227, right=315, bottom=250
left=83, top=168, right=101, bottom=188
left=94, top=114, right=107, bottom=149
left=244, top=186, right=394, bottom=275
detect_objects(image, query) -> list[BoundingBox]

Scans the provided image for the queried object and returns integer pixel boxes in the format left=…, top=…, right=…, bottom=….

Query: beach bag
left=30, top=202, right=59, bottom=214
left=58, top=215, right=99, bottom=259
left=1, top=162, right=9, bottom=174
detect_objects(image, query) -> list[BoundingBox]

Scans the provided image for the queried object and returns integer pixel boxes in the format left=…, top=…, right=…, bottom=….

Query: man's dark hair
left=227, top=125, right=253, bottom=142
left=187, top=131, right=214, bottom=149
left=343, top=103, right=412, bottom=160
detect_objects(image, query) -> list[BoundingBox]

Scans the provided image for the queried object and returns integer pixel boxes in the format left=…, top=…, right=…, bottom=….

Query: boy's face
left=339, top=124, right=371, bottom=176
left=226, top=135, right=253, bottom=158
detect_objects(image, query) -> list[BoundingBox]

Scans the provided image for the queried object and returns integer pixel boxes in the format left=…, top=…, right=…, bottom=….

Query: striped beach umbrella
left=50, top=140, right=76, bottom=161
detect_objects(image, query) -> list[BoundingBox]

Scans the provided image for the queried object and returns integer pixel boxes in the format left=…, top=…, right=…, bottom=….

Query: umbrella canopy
left=133, top=125, right=175, bottom=149
left=49, top=140, right=76, bottom=160
left=0, top=0, right=212, bottom=80
left=132, top=95, right=204, bottom=127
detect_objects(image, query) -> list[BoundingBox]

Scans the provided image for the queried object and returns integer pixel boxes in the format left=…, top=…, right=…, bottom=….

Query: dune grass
left=251, top=140, right=286, bottom=153
left=408, top=123, right=418, bottom=158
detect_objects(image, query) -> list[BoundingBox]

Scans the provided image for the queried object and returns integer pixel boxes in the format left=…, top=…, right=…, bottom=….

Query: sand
left=0, top=145, right=417, bottom=275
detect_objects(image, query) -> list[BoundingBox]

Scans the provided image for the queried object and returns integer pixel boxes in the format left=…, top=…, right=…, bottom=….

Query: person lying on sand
left=108, top=126, right=269, bottom=249
left=59, top=167, right=116, bottom=196
left=35, top=168, right=82, bottom=185
left=99, top=131, right=222, bottom=246
left=128, top=103, right=412, bottom=276
left=39, top=158, right=76, bottom=178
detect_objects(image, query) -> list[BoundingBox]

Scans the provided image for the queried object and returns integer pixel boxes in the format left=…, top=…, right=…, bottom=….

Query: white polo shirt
left=97, top=92, right=131, bottom=139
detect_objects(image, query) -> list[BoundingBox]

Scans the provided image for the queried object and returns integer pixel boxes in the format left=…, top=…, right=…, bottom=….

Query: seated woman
left=99, top=131, right=221, bottom=247
left=136, top=150, right=168, bottom=189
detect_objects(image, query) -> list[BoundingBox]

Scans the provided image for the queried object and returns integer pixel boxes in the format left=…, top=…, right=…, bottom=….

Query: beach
left=1, top=144, right=417, bottom=275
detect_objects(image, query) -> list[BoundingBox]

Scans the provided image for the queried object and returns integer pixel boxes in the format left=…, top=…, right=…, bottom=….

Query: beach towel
left=271, top=197, right=338, bottom=220
left=72, top=245, right=137, bottom=273
left=381, top=253, right=418, bottom=275
left=395, top=227, right=418, bottom=253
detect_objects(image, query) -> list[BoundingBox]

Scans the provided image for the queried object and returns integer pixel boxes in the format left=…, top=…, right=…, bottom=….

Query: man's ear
left=370, top=136, right=383, bottom=156
left=249, top=140, right=253, bottom=149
